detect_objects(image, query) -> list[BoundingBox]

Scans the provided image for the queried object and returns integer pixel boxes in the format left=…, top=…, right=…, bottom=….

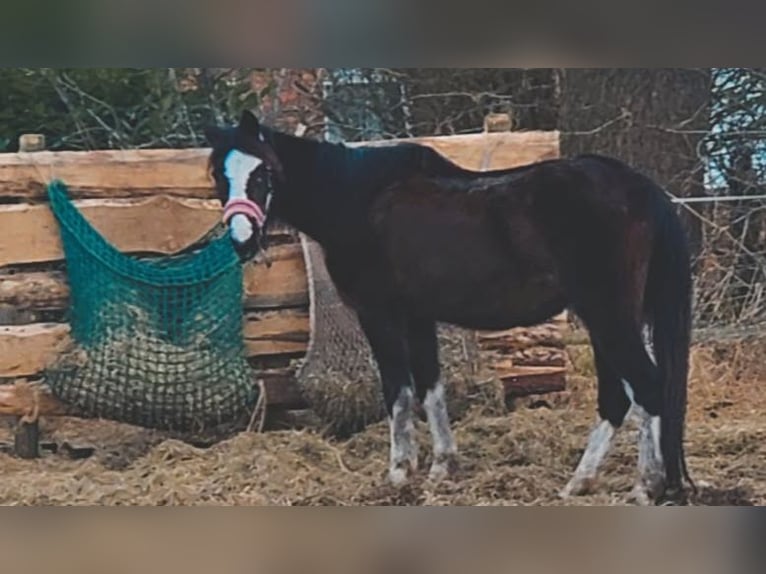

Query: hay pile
left=0, top=338, right=763, bottom=506
left=46, top=303, right=255, bottom=440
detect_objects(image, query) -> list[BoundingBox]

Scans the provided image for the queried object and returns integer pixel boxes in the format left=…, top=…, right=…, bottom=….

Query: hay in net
left=295, top=234, right=481, bottom=437
left=44, top=181, right=256, bottom=441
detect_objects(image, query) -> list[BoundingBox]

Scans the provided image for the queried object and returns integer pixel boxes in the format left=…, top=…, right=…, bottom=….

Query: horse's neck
left=268, top=130, right=482, bottom=246
left=270, top=131, right=362, bottom=246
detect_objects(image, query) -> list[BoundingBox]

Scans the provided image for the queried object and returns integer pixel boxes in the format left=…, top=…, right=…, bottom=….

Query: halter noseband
left=222, top=197, right=266, bottom=228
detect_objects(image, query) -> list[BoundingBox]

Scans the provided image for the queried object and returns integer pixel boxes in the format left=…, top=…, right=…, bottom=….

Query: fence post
left=483, top=112, right=513, bottom=133
left=12, top=133, right=46, bottom=459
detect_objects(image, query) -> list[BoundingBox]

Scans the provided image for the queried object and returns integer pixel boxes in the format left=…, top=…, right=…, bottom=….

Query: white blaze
left=223, top=149, right=262, bottom=244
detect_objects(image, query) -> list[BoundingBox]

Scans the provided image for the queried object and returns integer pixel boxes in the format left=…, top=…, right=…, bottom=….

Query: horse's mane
left=261, top=125, right=547, bottom=198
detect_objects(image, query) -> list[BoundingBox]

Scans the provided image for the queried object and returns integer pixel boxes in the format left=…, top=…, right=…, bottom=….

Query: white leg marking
left=223, top=149, right=262, bottom=244
left=623, top=376, right=665, bottom=504
left=651, top=415, right=663, bottom=465
left=423, top=382, right=458, bottom=481
left=630, top=406, right=665, bottom=504
left=622, top=379, right=636, bottom=404
left=388, top=386, right=418, bottom=485
left=642, top=324, right=657, bottom=365
left=560, top=419, right=616, bottom=497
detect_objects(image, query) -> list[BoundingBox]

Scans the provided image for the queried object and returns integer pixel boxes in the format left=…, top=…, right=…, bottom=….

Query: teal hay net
left=44, top=181, right=257, bottom=441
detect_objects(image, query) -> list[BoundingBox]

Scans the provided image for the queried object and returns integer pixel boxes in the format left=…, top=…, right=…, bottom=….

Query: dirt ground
left=0, top=339, right=764, bottom=506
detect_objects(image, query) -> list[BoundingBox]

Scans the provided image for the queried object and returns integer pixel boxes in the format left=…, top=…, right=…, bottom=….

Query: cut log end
left=499, top=366, right=567, bottom=397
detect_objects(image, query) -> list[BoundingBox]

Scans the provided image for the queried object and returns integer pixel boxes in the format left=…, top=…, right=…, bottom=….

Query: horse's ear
left=239, top=109, right=260, bottom=135
left=203, top=126, right=226, bottom=148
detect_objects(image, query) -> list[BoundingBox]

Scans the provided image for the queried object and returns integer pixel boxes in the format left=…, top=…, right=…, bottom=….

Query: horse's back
left=359, top=152, right=668, bottom=329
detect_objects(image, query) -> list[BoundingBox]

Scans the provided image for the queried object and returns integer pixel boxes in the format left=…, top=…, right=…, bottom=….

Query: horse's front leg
left=357, top=308, right=418, bottom=485
left=408, top=316, right=458, bottom=481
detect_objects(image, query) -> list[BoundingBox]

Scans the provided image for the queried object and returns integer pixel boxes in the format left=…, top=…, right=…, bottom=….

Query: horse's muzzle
left=231, top=234, right=260, bottom=262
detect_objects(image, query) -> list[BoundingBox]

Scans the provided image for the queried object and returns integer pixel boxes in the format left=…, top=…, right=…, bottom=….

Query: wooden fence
left=0, top=130, right=565, bottom=425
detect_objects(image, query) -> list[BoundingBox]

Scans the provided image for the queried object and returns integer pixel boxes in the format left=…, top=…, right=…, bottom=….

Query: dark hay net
left=295, top=234, right=481, bottom=437
left=43, top=181, right=256, bottom=441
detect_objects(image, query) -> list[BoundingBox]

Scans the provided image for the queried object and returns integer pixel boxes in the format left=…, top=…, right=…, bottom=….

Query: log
left=498, top=366, right=567, bottom=397
left=18, top=134, right=46, bottom=153
left=508, top=347, right=567, bottom=368
left=0, top=133, right=559, bottom=201
left=243, top=309, right=309, bottom=357
left=478, top=323, right=565, bottom=351
left=0, top=148, right=213, bottom=200
left=0, top=368, right=306, bottom=418
left=484, top=113, right=513, bottom=133
left=0, top=323, right=72, bottom=378
left=0, top=309, right=309, bottom=378
left=485, top=347, right=567, bottom=369
left=354, top=131, right=560, bottom=171
left=14, top=418, right=40, bottom=458
left=0, top=271, right=69, bottom=311
left=0, top=243, right=308, bottom=312
left=0, top=196, right=223, bottom=267
left=0, top=380, right=72, bottom=416
left=0, top=366, right=566, bottom=419
left=242, top=243, right=308, bottom=309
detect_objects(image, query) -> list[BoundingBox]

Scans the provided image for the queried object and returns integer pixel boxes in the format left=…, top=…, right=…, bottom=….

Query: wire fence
left=681, top=196, right=766, bottom=341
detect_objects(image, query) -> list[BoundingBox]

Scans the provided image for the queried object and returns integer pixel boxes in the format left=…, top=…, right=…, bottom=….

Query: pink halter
left=222, top=198, right=266, bottom=229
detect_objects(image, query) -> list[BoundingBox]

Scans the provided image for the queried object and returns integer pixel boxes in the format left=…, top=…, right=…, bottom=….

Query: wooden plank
left=0, top=132, right=560, bottom=201
left=0, top=380, right=73, bottom=417
left=243, top=309, right=309, bottom=357
left=242, top=243, right=308, bottom=308
left=0, top=370, right=306, bottom=417
left=0, top=367, right=566, bottom=419
left=0, top=148, right=213, bottom=200
left=0, top=309, right=309, bottom=378
left=0, top=323, right=71, bottom=378
left=478, top=323, right=565, bottom=351
left=0, top=243, right=308, bottom=312
left=0, top=271, right=69, bottom=311
left=356, top=131, right=561, bottom=171
left=0, top=196, right=222, bottom=267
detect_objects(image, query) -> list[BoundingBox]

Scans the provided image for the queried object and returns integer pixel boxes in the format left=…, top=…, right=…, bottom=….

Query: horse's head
left=205, top=109, right=284, bottom=260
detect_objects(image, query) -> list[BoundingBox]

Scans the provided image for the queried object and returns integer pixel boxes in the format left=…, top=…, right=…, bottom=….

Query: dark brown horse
left=205, top=110, right=694, bottom=504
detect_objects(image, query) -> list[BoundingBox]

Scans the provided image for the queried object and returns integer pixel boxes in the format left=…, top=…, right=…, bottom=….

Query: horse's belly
left=392, top=244, right=566, bottom=330
left=375, top=192, right=566, bottom=329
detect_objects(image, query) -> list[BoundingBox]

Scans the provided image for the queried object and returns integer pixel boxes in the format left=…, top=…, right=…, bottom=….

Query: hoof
left=629, top=472, right=665, bottom=505
left=388, top=458, right=418, bottom=486
left=388, top=466, right=410, bottom=486
left=655, top=486, right=689, bottom=506
left=559, top=476, right=595, bottom=499
left=428, top=453, right=459, bottom=482
left=629, top=484, right=654, bottom=506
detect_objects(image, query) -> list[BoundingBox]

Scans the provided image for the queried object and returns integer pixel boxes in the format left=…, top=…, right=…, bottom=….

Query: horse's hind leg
left=356, top=308, right=418, bottom=485
left=577, top=318, right=665, bottom=503
left=625, top=326, right=665, bottom=503
left=561, top=342, right=631, bottom=498
left=407, top=316, right=458, bottom=481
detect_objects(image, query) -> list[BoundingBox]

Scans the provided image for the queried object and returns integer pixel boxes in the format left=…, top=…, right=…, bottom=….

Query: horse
left=205, top=109, right=694, bottom=505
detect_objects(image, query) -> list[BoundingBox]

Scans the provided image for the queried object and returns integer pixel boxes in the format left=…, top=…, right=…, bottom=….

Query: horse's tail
left=645, top=189, right=694, bottom=497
